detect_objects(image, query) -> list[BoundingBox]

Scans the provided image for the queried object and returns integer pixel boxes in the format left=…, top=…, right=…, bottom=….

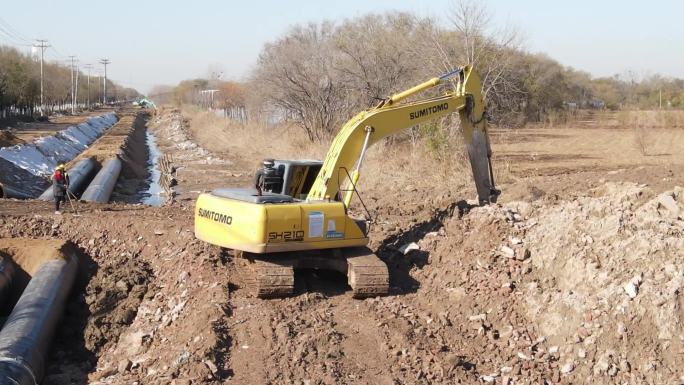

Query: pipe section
left=81, top=157, right=122, bottom=203
left=0, top=255, right=77, bottom=385
left=38, top=157, right=98, bottom=201
left=0, top=183, right=31, bottom=199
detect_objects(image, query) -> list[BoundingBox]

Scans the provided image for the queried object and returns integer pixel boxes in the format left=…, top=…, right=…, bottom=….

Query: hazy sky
left=2, top=0, right=682, bottom=93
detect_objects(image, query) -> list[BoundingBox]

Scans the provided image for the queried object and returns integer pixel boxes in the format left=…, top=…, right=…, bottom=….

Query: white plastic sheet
left=0, top=113, right=118, bottom=176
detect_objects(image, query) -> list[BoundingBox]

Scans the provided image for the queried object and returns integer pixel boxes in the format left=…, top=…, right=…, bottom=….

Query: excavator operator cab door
left=275, top=160, right=323, bottom=200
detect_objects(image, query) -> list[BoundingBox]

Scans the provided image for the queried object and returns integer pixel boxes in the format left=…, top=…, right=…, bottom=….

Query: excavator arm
left=306, top=65, right=500, bottom=205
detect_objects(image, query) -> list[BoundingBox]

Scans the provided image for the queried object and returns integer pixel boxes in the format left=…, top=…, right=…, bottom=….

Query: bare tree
left=252, top=23, right=349, bottom=141
left=333, top=13, right=425, bottom=108
left=445, top=0, right=526, bottom=125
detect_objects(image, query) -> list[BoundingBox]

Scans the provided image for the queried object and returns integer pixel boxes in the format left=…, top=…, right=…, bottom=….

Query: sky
left=1, top=0, right=682, bottom=93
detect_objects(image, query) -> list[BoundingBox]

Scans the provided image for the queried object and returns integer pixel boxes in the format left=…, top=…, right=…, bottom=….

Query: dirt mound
left=148, top=108, right=235, bottom=200
left=111, top=111, right=153, bottom=201
left=522, top=183, right=684, bottom=383
left=0, top=130, right=23, bottom=147
left=0, top=237, right=72, bottom=274
left=150, top=109, right=222, bottom=163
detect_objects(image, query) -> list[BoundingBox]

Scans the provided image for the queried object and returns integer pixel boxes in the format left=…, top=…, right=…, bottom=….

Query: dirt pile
left=110, top=111, right=154, bottom=201
left=221, top=196, right=551, bottom=385
left=522, top=183, right=684, bottom=384
left=150, top=109, right=224, bottom=165
left=0, top=130, right=23, bottom=147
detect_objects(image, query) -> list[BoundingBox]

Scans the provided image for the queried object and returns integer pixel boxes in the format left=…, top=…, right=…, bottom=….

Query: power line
left=0, top=27, right=28, bottom=46
left=0, top=17, right=122, bottom=109
left=0, top=17, right=32, bottom=43
left=0, top=20, right=31, bottom=48
left=49, top=45, right=67, bottom=59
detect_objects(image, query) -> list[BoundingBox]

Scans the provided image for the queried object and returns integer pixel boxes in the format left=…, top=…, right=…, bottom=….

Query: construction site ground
left=0, top=108, right=682, bottom=385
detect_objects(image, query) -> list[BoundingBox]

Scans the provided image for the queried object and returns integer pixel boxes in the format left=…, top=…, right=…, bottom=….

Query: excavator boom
left=307, top=65, right=499, bottom=205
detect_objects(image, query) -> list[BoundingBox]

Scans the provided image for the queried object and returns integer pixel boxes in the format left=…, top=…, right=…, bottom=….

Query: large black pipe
left=81, top=157, right=122, bottom=203
left=38, top=158, right=98, bottom=201
left=0, top=255, right=77, bottom=385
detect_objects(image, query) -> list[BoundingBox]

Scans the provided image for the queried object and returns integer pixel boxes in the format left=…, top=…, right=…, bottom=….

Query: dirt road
left=0, top=108, right=682, bottom=384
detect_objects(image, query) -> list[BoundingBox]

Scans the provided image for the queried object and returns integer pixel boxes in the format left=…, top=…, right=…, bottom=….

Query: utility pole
left=659, top=89, right=662, bottom=109
left=75, top=63, right=79, bottom=109
left=99, top=58, right=110, bottom=104
left=69, top=56, right=77, bottom=114
left=84, top=64, right=93, bottom=108
left=33, top=39, right=50, bottom=115
left=97, top=69, right=102, bottom=105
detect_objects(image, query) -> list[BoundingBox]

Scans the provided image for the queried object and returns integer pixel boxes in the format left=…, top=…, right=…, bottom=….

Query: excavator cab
left=255, top=159, right=323, bottom=199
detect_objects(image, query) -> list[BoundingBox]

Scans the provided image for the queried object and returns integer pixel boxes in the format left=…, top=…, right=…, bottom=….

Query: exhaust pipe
left=0, top=254, right=77, bottom=384
left=38, top=158, right=98, bottom=201
left=81, top=157, right=122, bottom=203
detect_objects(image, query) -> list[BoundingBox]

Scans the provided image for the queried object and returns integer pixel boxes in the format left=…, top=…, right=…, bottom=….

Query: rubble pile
left=522, top=183, right=684, bottom=384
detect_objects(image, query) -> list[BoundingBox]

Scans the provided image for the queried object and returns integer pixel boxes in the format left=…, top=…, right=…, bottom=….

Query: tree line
left=158, top=4, right=684, bottom=141
left=0, top=45, right=139, bottom=118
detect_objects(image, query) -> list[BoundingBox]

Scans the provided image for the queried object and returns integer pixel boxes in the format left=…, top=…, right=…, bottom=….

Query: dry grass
left=359, top=139, right=473, bottom=197
left=617, top=110, right=684, bottom=129
left=180, top=107, right=684, bottom=204
left=633, top=125, right=650, bottom=156
left=181, top=106, right=326, bottom=162
left=180, top=107, right=481, bottom=199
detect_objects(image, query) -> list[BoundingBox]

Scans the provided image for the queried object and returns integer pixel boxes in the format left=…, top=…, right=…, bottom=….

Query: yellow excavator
left=194, top=65, right=499, bottom=298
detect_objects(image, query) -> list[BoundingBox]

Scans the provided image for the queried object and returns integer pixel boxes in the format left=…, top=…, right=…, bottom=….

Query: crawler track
left=240, top=247, right=389, bottom=298
left=243, top=257, right=295, bottom=298
left=346, top=252, right=389, bottom=298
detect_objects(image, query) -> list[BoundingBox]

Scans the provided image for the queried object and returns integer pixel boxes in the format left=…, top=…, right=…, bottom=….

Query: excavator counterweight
left=195, top=65, right=499, bottom=298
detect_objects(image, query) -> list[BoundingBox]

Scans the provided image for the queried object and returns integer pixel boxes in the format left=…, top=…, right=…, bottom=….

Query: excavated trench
left=141, top=131, right=165, bottom=206
left=109, top=111, right=167, bottom=206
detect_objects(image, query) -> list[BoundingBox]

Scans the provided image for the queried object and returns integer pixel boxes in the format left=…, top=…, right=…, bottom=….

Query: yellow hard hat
left=57, top=164, right=65, bottom=170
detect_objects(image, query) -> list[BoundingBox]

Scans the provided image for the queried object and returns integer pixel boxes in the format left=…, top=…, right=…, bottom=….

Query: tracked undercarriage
left=239, top=247, right=389, bottom=298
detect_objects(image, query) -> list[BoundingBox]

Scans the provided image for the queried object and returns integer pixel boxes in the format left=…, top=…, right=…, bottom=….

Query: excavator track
left=239, top=248, right=388, bottom=299
left=346, top=251, right=389, bottom=298
left=241, top=255, right=295, bottom=298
